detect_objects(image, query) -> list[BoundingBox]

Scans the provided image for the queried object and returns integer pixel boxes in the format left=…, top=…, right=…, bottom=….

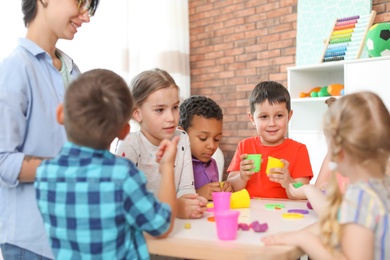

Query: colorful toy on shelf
left=327, top=83, right=344, bottom=96
left=317, top=87, right=330, bottom=97
left=299, top=84, right=344, bottom=98
left=299, top=87, right=322, bottom=98
left=365, top=22, right=390, bottom=57
left=321, top=11, right=376, bottom=62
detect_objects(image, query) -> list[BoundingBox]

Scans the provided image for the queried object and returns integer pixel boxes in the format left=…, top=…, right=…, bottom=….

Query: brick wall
left=189, top=0, right=390, bottom=180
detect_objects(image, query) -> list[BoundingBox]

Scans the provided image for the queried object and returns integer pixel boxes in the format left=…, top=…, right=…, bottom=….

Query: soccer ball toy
left=365, top=23, right=390, bottom=57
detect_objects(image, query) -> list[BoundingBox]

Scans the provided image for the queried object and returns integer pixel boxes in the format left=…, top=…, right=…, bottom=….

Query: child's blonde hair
left=130, top=68, right=179, bottom=108
left=320, top=91, right=390, bottom=251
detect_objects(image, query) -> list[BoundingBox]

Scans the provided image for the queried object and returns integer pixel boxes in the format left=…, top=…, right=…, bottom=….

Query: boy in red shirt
left=227, top=81, right=313, bottom=199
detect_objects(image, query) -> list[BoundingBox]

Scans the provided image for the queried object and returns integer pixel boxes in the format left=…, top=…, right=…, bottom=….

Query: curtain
left=57, top=0, right=190, bottom=100
left=0, top=1, right=190, bottom=149
left=127, top=0, right=191, bottom=99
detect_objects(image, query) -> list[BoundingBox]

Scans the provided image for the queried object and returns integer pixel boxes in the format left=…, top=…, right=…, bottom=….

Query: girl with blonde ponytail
left=262, top=91, right=390, bottom=260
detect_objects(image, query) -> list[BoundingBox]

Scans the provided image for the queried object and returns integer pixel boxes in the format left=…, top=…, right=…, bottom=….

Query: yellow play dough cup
left=230, top=189, right=250, bottom=209
left=266, top=156, right=284, bottom=175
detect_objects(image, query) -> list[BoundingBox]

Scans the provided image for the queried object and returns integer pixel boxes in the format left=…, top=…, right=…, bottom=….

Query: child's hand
left=267, top=159, right=293, bottom=188
left=196, top=182, right=222, bottom=201
left=239, top=154, right=256, bottom=181
left=221, top=181, right=233, bottom=192
left=177, top=194, right=207, bottom=219
left=155, top=136, right=180, bottom=170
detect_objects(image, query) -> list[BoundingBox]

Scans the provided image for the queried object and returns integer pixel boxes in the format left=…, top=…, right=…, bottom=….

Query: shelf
left=291, top=96, right=340, bottom=103
left=288, top=56, right=390, bottom=180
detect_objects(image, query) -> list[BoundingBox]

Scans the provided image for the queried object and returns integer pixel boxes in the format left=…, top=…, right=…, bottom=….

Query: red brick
left=256, top=2, right=280, bottom=12
left=280, top=0, right=297, bottom=7
left=188, top=0, right=390, bottom=173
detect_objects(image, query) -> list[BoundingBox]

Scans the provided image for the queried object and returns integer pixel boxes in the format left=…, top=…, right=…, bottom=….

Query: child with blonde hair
left=262, top=91, right=390, bottom=260
left=116, top=68, right=207, bottom=219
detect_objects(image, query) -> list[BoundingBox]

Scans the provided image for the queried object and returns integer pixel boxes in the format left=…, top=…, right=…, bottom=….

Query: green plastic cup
left=246, top=154, right=262, bottom=172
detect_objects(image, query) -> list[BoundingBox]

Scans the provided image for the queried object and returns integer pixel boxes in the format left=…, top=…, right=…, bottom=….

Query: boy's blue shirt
left=35, top=141, right=172, bottom=260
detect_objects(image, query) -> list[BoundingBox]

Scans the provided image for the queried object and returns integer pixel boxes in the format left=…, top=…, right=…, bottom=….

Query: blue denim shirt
left=0, top=38, right=80, bottom=258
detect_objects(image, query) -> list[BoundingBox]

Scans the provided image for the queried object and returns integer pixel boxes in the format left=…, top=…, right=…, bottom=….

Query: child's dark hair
left=130, top=68, right=179, bottom=108
left=179, top=95, right=223, bottom=131
left=249, top=81, right=291, bottom=114
left=63, top=69, right=133, bottom=149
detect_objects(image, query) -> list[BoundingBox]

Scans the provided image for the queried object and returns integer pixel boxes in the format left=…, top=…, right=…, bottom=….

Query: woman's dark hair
left=22, top=0, right=100, bottom=27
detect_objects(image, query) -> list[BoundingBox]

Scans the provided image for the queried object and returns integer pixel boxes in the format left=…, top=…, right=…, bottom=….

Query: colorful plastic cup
left=266, top=156, right=284, bottom=174
left=246, top=154, right=262, bottom=172
left=214, top=210, right=240, bottom=240
left=230, top=188, right=250, bottom=209
left=212, top=192, right=231, bottom=211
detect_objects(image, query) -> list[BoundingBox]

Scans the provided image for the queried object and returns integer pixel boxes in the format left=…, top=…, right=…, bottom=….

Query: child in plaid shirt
left=34, top=69, right=178, bottom=259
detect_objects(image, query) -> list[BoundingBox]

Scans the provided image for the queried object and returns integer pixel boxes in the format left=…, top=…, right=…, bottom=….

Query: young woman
left=0, top=1, right=99, bottom=259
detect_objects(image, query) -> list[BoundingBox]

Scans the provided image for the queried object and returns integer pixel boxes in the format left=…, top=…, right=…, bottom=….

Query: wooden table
left=146, top=198, right=317, bottom=259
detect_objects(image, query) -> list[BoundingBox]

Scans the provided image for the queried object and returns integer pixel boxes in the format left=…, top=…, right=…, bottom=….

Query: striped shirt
left=35, top=142, right=172, bottom=260
left=338, top=176, right=390, bottom=260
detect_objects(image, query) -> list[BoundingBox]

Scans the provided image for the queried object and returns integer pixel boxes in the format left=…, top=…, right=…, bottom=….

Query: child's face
left=186, top=116, right=222, bottom=163
left=133, top=86, right=180, bottom=146
left=249, top=100, right=292, bottom=146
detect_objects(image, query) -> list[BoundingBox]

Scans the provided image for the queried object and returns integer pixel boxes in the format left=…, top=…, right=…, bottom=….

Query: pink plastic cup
left=212, top=192, right=231, bottom=211
left=214, top=210, right=240, bottom=240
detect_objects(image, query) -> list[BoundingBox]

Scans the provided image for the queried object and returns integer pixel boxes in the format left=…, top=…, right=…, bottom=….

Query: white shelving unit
left=288, top=56, right=390, bottom=183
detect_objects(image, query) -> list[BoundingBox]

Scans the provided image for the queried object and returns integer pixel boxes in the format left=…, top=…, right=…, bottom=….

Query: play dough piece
left=288, top=209, right=309, bottom=214
left=238, top=223, right=250, bottom=231
left=250, top=221, right=268, bottom=232
left=293, top=182, right=303, bottom=188
left=306, top=201, right=313, bottom=209
left=265, top=204, right=285, bottom=209
left=184, top=223, right=191, bottom=229
left=282, top=213, right=304, bottom=219
left=207, top=216, right=215, bottom=222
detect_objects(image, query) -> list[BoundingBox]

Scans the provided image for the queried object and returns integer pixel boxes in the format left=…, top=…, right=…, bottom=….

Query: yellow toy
left=266, top=156, right=284, bottom=174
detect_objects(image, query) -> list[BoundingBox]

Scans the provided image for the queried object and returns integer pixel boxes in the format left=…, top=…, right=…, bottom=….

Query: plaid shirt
left=35, top=142, right=171, bottom=260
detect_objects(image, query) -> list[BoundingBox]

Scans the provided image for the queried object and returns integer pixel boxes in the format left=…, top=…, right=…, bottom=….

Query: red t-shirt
left=227, top=137, right=313, bottom=199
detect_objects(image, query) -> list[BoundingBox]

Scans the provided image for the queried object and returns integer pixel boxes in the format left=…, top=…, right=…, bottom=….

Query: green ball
left=365, top=23, right=390, bottom=57
left=310, top=92, right=318, bottom=97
